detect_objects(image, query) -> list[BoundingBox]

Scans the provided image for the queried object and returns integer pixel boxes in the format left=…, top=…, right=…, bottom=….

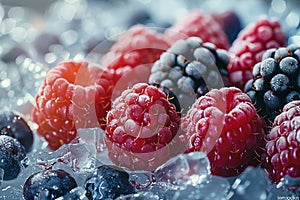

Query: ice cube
left=268, top=175, right=300, bottom=199
left=154, top=152, right=210, bottom=190
left=128, top=171, right=156, bottom=190
left=172, top=175, right=230, bottom=200
left=77, top=128, right=113, bottom=167
left=228, top=167, right=271, bottom=200
left=116, top=191, right=160, bottom=200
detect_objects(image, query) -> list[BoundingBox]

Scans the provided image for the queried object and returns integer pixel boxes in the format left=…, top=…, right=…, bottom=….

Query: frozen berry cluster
left=1, top=1, right=300, bottom=199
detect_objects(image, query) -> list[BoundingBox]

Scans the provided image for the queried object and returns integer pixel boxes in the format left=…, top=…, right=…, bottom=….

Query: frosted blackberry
left=245, top=45, right=300, bottom=124
left=149, top=37, right=229, bottom=113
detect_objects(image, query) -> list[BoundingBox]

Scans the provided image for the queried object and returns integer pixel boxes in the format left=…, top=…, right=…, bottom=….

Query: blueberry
left=274, top=47, right=290, bottom=62
left=263, top=90, right=282, bottom=111
left=270, top=74, right=290, bottom=93
left=262, top=48, right=276, bottom=60
left=260, top=58, right=277, bottom=79
left=252, top=78, right=267, bottom=92
left=244, top=79, right=254, bottom=92
left=0, top=111, right=33, bottom=152
left=285, top=91, right=300, bottom=103
left=279, top=57, right=299, bottom=75
left=0, top=135, right=26, bottom=180
left=23, top=169, right=77, bottom=200
left=252, top=63, right=261, bottom=77
left=84, top=165, right=135, bottom=200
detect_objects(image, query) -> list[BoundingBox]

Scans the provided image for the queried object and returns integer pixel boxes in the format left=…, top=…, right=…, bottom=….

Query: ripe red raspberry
left=102, top=25, right=170, bottom=70
left=33, top=61, right=114, bottom=150
left=228, top=17, right=286, bottom=89
left=263, top=100, right=300, bottom=183
left=164, top=10, right=230, bottom=50
left=105, top=83, right=183, bottom=171
left=181, top=87, right=266, bottom=177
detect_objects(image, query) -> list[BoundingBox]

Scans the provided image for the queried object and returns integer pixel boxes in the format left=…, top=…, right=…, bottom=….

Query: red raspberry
left=263, top=100, right=300, bottom=183
left=181, top=87, right=266, bottom=177
left=228, top=17, right=286, bottom=89
left=33, top=61, right=114, bottom=150
left=102, top=25, right=170, bottom=70
left=105, top=83, right=183, bottom=171
left=164, top=10, right=229, bottom=50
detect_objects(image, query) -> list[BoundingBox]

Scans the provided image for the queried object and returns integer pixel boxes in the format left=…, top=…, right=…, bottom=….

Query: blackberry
left=149, top=37, right=229, bottom=113
left=84, top=165, right=135, bottom=200
left=245, top=44, right=300, bottom=125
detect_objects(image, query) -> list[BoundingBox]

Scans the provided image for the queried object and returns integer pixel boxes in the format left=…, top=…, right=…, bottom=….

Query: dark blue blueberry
left=0, top=111, right=33, bottom=152
left=285, top=91, right=300, bottom=103
left=274, top=47, right=290, bottom=62
left=23, top=169, right=77, bottom=200
left=294, top=49, right=300, bottom=61
left=263, top=90, right=282, bottom=111
left=279, top=57, right=299, bottom=75
left=262, top=48, right=277, bottom=60
left=252, top=63, right=261, bottom=77
left=0, top=135, right=26, bottom=180
left=260, top=58, right=277, bottom=79
left=252, top=78, right=267, bottom=92
left=84, top=165, right=135, bottom=200
left=270, top=74, right=290, bottom=93
left=244, top=79, right=254, bottom=92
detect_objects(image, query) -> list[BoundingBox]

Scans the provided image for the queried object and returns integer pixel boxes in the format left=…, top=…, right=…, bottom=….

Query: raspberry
left=105, top=83, right=182, bottom=171
left=33, top=61, right=114, bottom=150
left=263, top=100, right=300, bottom=183
left=228, top=17, right=286, bottom=89
left=149, top=37, right=229, bottom=113
left=245, top=45, right=300, bottom=125
left=102, top=25, right=170, bottom=70
left=181, top=87, right=265, bottom=177
left=164, top=10, right=229, bottom=50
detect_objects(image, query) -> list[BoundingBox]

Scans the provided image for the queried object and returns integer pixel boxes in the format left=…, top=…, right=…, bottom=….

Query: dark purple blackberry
left=84, top=165, right=135, bottom=200
left=245, top=44, right=300, bottom=125
left=0, top=111, right=33, bottom=152
left=149, top=37, right=229, bottom=113
left=23, top=169, right=77, bottom=200
left=0, top=135, right=26, bottom=180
